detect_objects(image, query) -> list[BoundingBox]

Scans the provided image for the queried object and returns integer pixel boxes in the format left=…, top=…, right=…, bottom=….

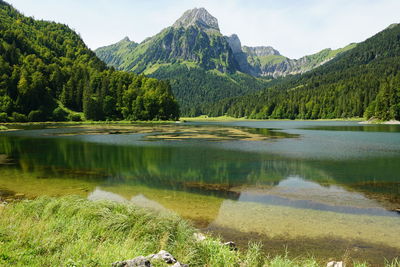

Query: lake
left=0, top=121, right=399, bottom=265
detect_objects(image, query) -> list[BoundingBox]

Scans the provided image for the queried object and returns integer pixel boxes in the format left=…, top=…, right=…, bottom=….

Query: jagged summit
left=173, top=8, right=220, bottom=32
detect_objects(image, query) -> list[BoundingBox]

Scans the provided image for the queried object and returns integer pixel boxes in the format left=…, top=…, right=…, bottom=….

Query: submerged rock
left=112, top=256, right=151, bottom=267
left=327, top=261, right=345, bottom=267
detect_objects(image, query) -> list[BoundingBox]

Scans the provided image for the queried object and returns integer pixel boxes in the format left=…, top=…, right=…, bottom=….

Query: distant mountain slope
left=96, top=8, right=353, bottom=116
left=225, top=34, right=356, bottom=78
left=0, top=0, right=179, bottom=122
left=209, top=23, right=400, bottom=121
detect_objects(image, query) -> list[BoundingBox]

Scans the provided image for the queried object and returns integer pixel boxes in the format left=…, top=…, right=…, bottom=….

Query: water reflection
left=1, top=122, right=400, bottom=264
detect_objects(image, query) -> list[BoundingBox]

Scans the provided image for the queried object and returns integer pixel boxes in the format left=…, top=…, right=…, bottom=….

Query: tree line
left=206, top=24, right=400, bottom=121
left=0, top=1, right=179, bottom=122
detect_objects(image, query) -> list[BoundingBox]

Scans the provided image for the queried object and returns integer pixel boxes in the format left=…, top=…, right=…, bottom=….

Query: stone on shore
left=223, top=241, right=238, bottom=251
left=148, top=250, right=177, bottom=264
left=112, top=256, right=151, bottom=267
left=193, top=232, right=206, bottom=242
left=327, top=261, right=345, bottom=267
left=172, top=262, right=189, bottom=267
left=112, top=250, right=188, bottom=267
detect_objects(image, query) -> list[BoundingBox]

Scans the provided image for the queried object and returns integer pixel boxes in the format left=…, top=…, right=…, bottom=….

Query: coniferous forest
left=0, top=0, right=179, bottom=122
left=207, top=24, right=400, bottom=120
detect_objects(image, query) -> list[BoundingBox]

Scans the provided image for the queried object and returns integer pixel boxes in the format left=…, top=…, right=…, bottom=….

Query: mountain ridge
left=96, top=7, right=355, bottom=78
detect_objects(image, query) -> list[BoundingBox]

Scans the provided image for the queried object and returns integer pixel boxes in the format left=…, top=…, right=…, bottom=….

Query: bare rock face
left=173, top=8, right=220, bottom=32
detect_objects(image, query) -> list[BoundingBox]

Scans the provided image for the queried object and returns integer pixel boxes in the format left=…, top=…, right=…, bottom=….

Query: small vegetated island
left=1, top=1, right=400, bottom=267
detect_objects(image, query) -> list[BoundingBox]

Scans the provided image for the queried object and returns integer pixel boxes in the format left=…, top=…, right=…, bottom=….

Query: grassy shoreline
left=180, top=115, right=364, bottom=122
left=0, top=197, right=398, bottom=267
left=3, top=117, right=397, bottom=127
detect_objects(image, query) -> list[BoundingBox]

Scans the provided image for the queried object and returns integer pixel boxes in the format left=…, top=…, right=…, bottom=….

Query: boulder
left=113, top=250, right=188, bottom=267
left=148, top=250, right=177, bottom=264
left=193, top=232, right=206, bottom=242
left=112, top=256, right=151, bottom=267
left=223, top=241, right=238, bottom=251
left=327, top=261, right=345, bottom=267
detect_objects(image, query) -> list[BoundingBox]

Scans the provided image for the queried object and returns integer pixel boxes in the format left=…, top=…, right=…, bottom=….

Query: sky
left=6, top=0, right=400, bottom=59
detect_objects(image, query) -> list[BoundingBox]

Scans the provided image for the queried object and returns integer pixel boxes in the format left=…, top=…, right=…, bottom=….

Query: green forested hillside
left=0, top=0, right=179, bottom=122
left=149, top=64, right=270, bottom=116
left=210, top=24, right=400, bottom=120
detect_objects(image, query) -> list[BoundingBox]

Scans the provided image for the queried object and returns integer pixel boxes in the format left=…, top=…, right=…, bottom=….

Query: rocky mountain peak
left=173, top=8, right=220, bottom=32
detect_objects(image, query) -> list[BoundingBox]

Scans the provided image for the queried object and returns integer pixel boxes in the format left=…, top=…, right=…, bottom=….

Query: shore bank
left=0, top=197, right=397, bottom=266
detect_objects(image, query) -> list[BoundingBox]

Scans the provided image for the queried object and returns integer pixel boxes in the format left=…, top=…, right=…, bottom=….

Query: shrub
left=11, top=112, right=27, bottom=122
left=69, top=113, right=82, bottom=122
left=52, top=107, right=68, bottom=121
left=0, top=112, right=8, bottom=123
left=28, top=110, right=45, bottom=122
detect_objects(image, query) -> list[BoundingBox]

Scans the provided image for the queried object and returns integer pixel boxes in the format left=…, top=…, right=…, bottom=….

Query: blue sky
left=7, top=0, right=400, bottom=58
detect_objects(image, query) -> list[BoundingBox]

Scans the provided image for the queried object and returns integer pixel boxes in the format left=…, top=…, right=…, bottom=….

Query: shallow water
left=0, top=121, right=399, bottom=265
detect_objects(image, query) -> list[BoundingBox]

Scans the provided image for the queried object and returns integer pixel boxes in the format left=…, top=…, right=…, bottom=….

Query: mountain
left=95, top=8, right=356, bottom=116
left=208, top=23, right=400, bottom=121
left=98, top=8, right=238, bottom=74
left=224, top=33, right=356, bottom=77
left=242, top=43, right=356, bottom=77
left=96, top=8, right=272, bottom=116
left=0, top=0, right=179, bottom=122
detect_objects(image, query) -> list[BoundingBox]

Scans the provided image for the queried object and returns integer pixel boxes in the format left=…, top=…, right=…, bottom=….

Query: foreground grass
left=0, top=197, right=396, bottom=267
